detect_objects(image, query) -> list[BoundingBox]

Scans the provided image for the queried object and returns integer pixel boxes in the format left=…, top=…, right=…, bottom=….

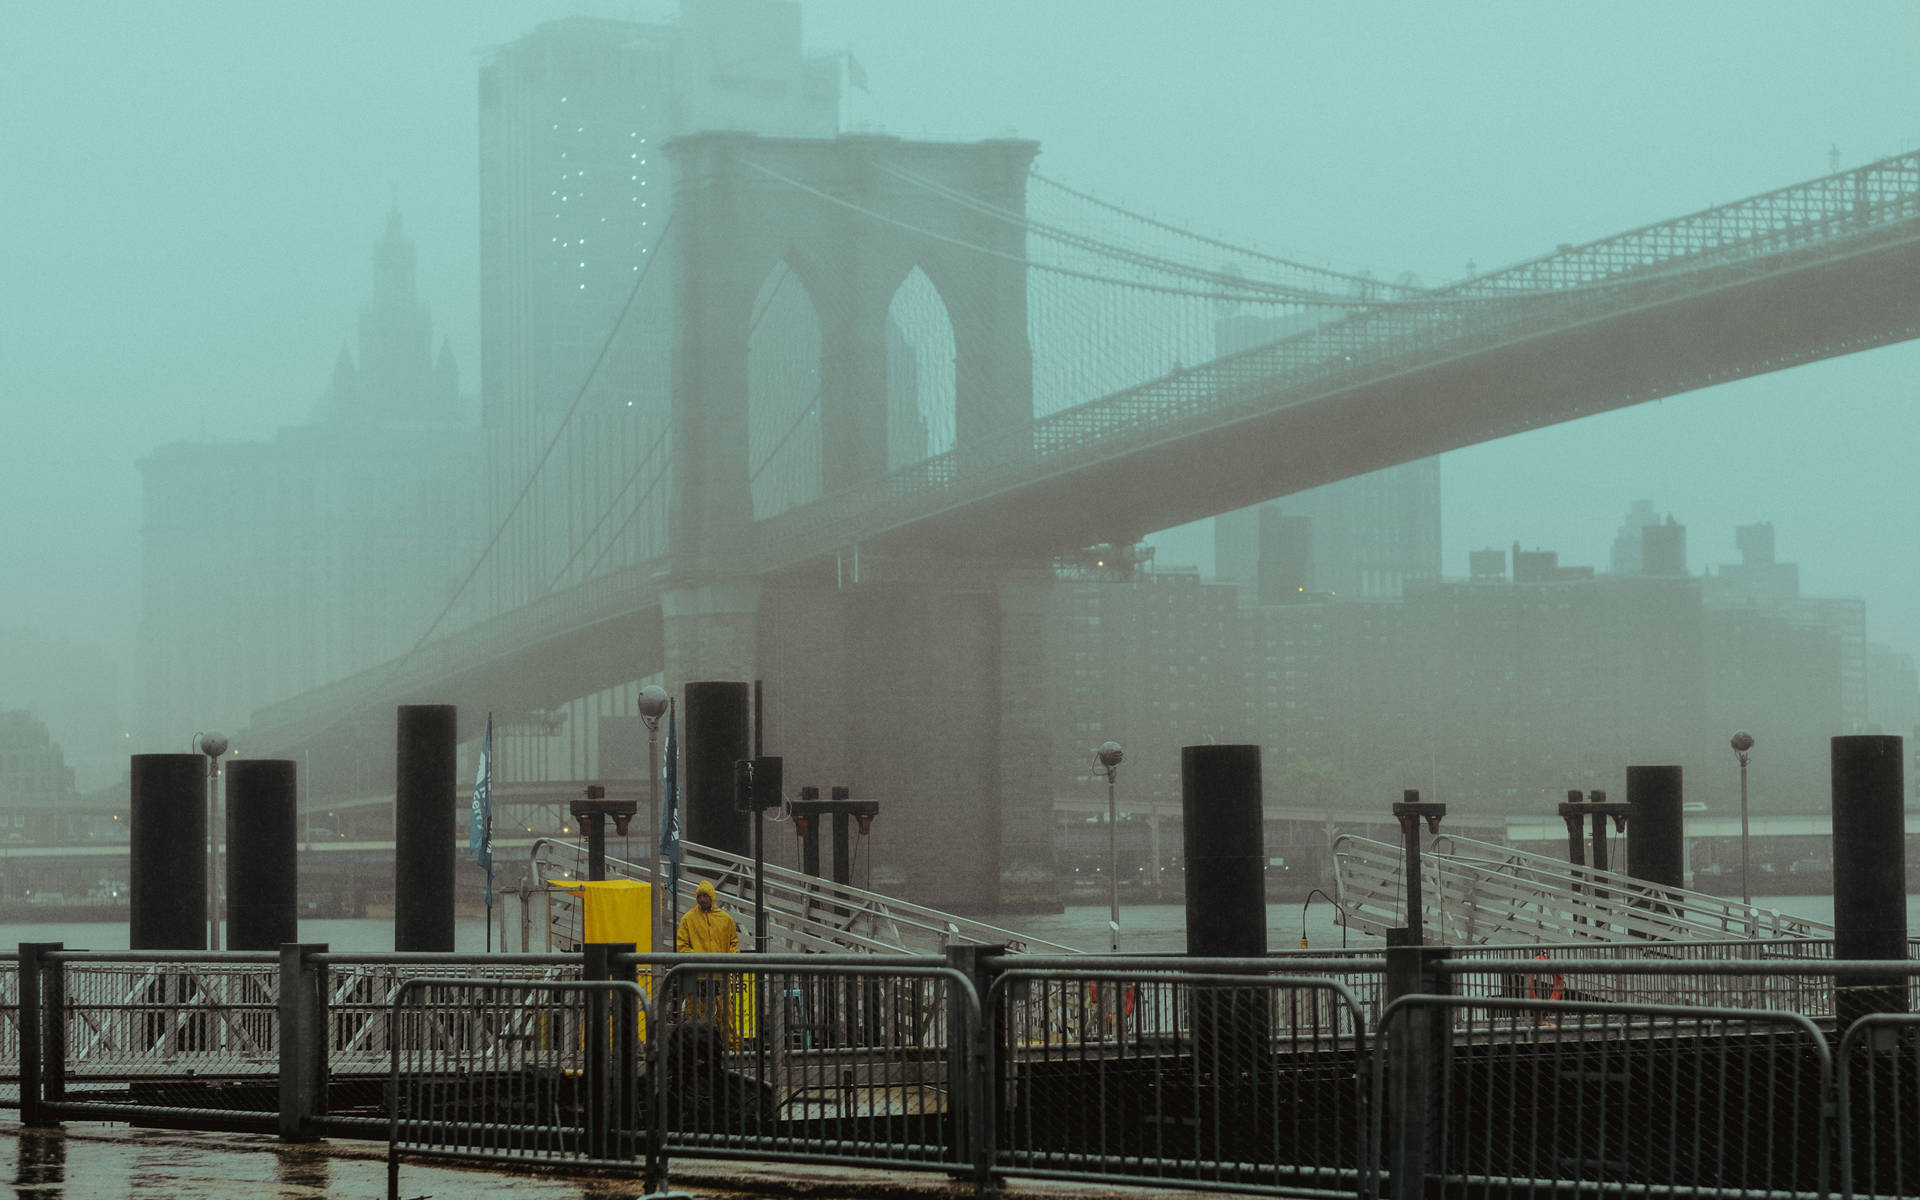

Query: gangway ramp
left=526, top=837, right=1078, bottom=956
left=1333, top=833, right=1832, bottom=945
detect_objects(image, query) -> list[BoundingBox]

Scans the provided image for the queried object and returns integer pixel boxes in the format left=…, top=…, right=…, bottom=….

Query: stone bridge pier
left=663, top=564, right=1055, bottom=912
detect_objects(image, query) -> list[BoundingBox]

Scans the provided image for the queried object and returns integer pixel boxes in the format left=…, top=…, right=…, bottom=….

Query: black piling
left=225, top=758, right=298, bottom=950
left=1181, top=745, right=1267, bottom=957
left=394, top=704, right=456, bottom=952
left=129, top=754, right=208, bottom=949
left=1831, top=735, right=1907, bottom=1028
left=1626, top=766, right=1685, bottom=917
left=1181, top=744, right=1269, bottom=1072
left=683, top=681, right=751, bottom=857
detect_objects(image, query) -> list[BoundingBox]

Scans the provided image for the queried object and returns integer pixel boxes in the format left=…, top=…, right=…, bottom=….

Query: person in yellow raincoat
left=675, top=880, right=739, bottom=1034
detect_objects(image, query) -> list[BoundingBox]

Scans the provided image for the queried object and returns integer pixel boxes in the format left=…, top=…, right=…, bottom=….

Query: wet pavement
left=3, top=1121, right=1198, bottom=1199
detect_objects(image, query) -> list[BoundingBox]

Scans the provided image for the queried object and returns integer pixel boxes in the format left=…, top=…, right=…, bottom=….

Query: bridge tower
left=661, top=132, right=1052, bottom=909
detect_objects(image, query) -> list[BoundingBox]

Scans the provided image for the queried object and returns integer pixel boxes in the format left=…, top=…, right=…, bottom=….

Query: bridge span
left=241, top=143, right=1920, bottom=908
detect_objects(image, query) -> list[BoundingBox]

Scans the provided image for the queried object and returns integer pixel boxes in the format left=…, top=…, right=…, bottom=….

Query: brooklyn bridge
left=244, top=138, right=1920, bottom=909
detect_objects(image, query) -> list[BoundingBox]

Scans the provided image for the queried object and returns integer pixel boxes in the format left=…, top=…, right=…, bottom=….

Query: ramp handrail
left=1333, top=832, right=1832, bottom=945
left=529, top=838, right=1078, bottom=957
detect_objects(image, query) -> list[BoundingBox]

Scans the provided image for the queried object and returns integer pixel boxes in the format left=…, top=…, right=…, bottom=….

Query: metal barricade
left=988, top=963, right=1372, bottom=1198
left=313, top=953, right=582, bottom=1137
left=385, top=975, right=647, bottom=1197
left=1837, top=1012, right=1920, bottom=1199
left=647, top=958, right=984, bottom=1191
left=42, top=950, right=283, bottom=1127
left=1377, top=994, right=1832, bottom=1200
left=0, top=952, right=19, bottom=1108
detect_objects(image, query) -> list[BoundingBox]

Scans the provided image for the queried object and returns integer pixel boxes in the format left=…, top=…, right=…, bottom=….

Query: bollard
left=130, top=754, right=209, bottom=949
left=1832, top=735, right=1907, bottom=1029
left=1182, top=745, right=1270, bottom=1084
left=1627, top=766, right=1684, bottom=918
left=227, top=759, right=299, bottom=950
left=394, top=705, right=457, bottom=952
left=684, top=682, right=751, bottom=856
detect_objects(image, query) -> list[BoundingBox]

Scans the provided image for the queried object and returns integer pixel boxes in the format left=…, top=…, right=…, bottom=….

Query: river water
left=0, top=892, right=1883, bottom=955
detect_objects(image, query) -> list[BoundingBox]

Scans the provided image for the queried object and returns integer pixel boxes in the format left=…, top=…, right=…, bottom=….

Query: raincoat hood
left=695, top=880, right=717, bottom=900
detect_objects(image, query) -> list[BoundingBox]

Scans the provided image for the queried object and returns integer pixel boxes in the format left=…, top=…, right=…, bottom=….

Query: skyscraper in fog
left=137, top=210, right=478, bottom=744
left=474, top=3, right=840, bottom=778
left=1209, top=314, right=1441, bottom=598
left=477, top=5, right=840, bottom=614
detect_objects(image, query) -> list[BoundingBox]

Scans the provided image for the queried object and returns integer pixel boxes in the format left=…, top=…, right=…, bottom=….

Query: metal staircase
left=525, top=837, right=1078, bottom=956
left=1333, top=833, right=1832, bottom=945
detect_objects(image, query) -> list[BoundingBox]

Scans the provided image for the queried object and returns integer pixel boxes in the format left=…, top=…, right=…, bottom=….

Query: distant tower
left=1255, top=510, right=1313, bottom=602
left=353, top=206, right=441, bottom=421
left=1610, top=499, right=1660, bottom=575
left=1641, top=515, right=1687, bottom=577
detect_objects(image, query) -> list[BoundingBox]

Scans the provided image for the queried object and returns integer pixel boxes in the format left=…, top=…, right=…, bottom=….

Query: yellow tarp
left=549, top=878, right=651, bottom=950
left=551, top=878, right=652, bottom=1039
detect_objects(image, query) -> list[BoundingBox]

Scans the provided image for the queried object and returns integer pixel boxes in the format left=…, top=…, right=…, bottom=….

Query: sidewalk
left=2, top=1121, right=1202, bottom=1200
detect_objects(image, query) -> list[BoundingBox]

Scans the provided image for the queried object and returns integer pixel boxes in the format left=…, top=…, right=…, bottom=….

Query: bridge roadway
left=245, top=150, right=1920, bottom=759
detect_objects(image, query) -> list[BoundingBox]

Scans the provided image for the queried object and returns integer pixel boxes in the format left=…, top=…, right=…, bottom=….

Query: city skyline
left=6, top=2, right=1920, bottom=738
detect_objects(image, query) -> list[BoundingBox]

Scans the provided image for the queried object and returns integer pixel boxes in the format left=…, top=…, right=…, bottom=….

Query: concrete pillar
left=663, top=581, right=761, bottom=687
left=665, top=133, right=760, bottom=564
left=1832, top=735, right=1907, bottom=1027
left=994, top=571, right=1055, bottom=909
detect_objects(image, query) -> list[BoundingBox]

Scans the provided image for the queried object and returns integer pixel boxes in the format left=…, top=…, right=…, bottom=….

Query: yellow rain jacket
left=675, top=880, right=740, bottom=954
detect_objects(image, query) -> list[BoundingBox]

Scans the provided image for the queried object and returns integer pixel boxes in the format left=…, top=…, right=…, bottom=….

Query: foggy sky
left=6, top=0, right=1920, bottom=716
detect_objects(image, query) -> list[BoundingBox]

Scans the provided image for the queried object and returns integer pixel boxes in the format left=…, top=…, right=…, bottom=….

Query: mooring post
left=1390, top=791, right=1445, bottom=943
left=1832, top=735, right=1907, bottom=1030
left=278, top=942, right=329, bottom=1139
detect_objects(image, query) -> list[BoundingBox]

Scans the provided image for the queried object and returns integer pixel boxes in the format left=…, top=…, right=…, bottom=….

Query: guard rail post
left=946, top=943, right=1001, bottom=1189
left=278, top=942, right=329, bottom=1139
left=581, top=943, right=639, bottom=1161
left=18, top=943, right=61, bottom=1127
left=1384, top=934, right=1452, bottom=1200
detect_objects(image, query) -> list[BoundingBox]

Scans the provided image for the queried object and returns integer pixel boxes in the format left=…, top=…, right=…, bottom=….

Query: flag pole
left=484, top=712, right=494, bottom=953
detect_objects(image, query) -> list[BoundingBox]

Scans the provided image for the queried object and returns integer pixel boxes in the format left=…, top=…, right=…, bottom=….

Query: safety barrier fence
left=18, top=942, right=1920, bottom=1198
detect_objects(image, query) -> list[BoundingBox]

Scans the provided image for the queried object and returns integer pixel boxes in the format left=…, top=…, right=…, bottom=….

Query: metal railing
left=1377, top=994, right=1832, bottom=1200
left=1334, top=832, right=1834, bottom=945
left=26, top=941, right=1920, bottom=1199
left=530, top=836, right=1079, bottom=956
left=386, top=976, right=648, bottom=1184
left=989, top=961, right=1372, bottom=1197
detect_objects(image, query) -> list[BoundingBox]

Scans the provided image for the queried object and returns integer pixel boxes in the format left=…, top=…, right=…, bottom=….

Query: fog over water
left=5, top=2, right=1920, bottom=784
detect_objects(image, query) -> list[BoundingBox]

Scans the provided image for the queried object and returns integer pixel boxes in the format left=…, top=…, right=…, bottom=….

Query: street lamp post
left=1731, top=730, right=1755, bottom=908
left=638, top=685, right=671, bottom=956
left=194, top=731, right=229, bottom=950
left=1095, top=742, right=1124, bottom=953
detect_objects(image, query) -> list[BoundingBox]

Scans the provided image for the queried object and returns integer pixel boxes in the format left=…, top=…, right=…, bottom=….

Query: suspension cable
left=884, top=162, right=1404, bottom=301
left=740, top=159, right=1355, bottom=307
left=543, top=420, right=670, bottom=594
left=406, top=216, right=676, bottom=654
left=1028, top=170, right=1415, bottom=294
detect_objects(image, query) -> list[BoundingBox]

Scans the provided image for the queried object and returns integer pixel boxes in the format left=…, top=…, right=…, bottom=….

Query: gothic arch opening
left=885, top=266, right=957, bottom=472
left=746, top=261, right=823, bottom=520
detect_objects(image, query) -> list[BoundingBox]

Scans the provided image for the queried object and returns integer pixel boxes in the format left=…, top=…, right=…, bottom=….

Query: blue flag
left=469, top=715, right=494, bottom=907
left=660, top=706, right=681, bottom=900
